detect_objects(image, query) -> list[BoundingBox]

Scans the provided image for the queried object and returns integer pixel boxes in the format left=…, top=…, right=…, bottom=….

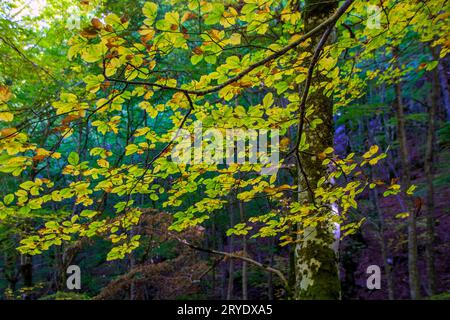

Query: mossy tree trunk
left=294, top=0, right=341, bottom=300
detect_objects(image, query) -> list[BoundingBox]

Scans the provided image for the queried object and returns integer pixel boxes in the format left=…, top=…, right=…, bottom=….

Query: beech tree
left=0, top=0, right=448, bottom=300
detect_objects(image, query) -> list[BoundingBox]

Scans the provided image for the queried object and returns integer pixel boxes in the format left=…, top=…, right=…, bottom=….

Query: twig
left=172, top=234, right=291, bottom=294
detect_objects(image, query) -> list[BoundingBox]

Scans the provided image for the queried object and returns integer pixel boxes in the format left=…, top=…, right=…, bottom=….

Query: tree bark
left=238, top=200, right=248, bottom=300
left=366, top=115, right=395, bottom=300
left=294, top=0, right=341, bottom=300
left=424, top=48, right=439, bottom=296
left=371, top=183, right=395, bottom=299
left=392, top=51, right=421, bottom=299
left=226, top=200, right=234, bottom=300
left=20, top=254, right=33, bottom=300
left=267, top=238, right=274, bottom=300
left=437, top=59, right=450, bottom=121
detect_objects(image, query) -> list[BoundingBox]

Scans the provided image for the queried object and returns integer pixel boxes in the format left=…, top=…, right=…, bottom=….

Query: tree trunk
left=226, top=200, right=234, bottom=300
left=424, top=48, right=439, bottom=296
left=129, top=226, right=138, bottom=300
left=294, top=0, right=340, bottom=300
left=267, top=239, right=274, bottom=300
left=392, top=53, right=421, bottom=299
left=211, top=219, right=217, bottom=297
left=20, top=254, right=33, bottom=299
left=372, top=88, right=396, bottom=299
left=239, top=200, right=248, bottom=300
left=437, top=59, right=450, bottom=121
left=371, top=183, right=395, bottom=299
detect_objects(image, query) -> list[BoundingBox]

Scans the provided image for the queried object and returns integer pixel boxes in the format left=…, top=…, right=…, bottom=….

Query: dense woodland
left=0, top=0, right=449, bottom=300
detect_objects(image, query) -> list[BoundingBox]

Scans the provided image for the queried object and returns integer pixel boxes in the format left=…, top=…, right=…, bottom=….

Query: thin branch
left=103, top=0, right=354, bottom=97
left=172, top=234, right=291, bottom=294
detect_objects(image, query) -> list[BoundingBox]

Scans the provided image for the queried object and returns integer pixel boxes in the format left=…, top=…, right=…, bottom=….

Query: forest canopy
left=0, top=0, right=449, bottom=301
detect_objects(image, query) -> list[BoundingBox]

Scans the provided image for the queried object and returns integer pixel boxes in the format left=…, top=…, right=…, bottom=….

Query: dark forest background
left=0, top=0, right=449, bottom=300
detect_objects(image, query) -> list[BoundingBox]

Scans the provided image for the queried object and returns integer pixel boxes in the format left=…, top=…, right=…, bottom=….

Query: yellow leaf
left=36, top=148, right=51, bottom=157
left=395, top=212, right=409, bottom=219
left=363, top=145, right=379, bottom=158
left=0, top=112, right=14, bottom=122
left=406, top=184, right=417, bottom=195
left=97, top=159, right=110, bottom=168
left=228, top=33, right=241, bottom=45
left=165, top=12, right=179, bottom=27
left=0, top=85, right=13, bottom=103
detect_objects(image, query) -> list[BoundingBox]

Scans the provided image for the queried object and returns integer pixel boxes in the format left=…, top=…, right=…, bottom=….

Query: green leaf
left=191, top=54, right=203, bottom=65
left=299, top=133, right=309, bottom=151
left=204, top=4, right=224, bottom=25
left=406, top=184, right=417, bottom=195
left=3, top=194, right=14, bottom=205
left=263, top=92, right=274, bottom=108
left=142, top=2, right=158, bottom=23
left=68, top=152, right=79, bottom=165
left=274, top=81, right=288, bottom=94
left=426, top=60, right=439, bottom=71
left=125, top=144, right=139, bottom=156
left=204, top=55, right=217, bottom=64
left=150, top=193, right=159, bottom=201
left=20, top=181, right=34, bottom=190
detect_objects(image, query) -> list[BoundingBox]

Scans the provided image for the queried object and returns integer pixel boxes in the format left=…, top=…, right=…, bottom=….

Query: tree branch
left=171, top=234, right=290, bottom=294
left=103, top=0, right=353, bottom=97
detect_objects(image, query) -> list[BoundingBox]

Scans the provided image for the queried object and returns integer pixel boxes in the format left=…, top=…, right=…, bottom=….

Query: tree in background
left=0, top=0, right=449, bottom=300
